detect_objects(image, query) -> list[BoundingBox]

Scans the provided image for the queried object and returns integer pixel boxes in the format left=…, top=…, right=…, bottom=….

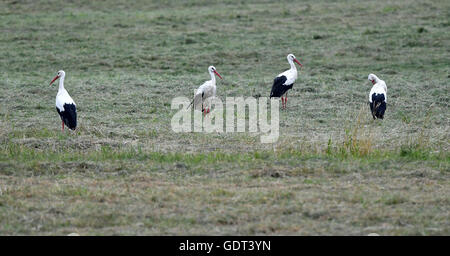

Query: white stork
left=368, top=73, right=387, bottom=119
left=270, top=53, right=302, bottom=109
left=49, top=70, right=77, bottom=131
left=188, top=66, right=222, bottom=114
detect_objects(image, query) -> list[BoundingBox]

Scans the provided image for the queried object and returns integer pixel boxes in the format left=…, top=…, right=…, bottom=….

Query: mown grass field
left=0, top=0, right=449, bottom=235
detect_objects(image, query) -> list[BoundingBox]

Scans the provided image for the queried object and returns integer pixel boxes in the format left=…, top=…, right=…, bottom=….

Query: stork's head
left=287, top=54, right=302, bottom=67
left=368, top=74, right=378, bottom=85
left=208, top=66, right=222, bottom=79
left=50, top=70, right=65, bottom=85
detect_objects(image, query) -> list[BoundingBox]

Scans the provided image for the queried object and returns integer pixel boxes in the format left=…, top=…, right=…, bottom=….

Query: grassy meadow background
left=0, top=0, right=449, bottom=235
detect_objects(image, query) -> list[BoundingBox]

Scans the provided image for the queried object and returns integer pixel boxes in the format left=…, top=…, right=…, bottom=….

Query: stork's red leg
left=285, top=92, right=288, bottom=109
left=62, top=121, right=64, bottom=132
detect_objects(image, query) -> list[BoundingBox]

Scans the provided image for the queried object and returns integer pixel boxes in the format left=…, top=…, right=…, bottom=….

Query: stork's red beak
left=50, top=75, right=59, bottom=85
left=294, top=58, right=303, bottom=67
left=214, top=70, right=223, bottom=79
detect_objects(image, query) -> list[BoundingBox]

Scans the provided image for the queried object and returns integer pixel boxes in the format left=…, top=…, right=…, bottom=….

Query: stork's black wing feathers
left=270, top=76, right=292, bottom=98
left=56, top=103, right=77, bottom=130
left=369, top=93, right=387, bottom=120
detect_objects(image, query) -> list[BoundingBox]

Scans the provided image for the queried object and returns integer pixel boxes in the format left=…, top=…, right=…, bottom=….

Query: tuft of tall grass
left=326, top=105, right=374, bottom=157
left=399, top=106, right=435, bottom=160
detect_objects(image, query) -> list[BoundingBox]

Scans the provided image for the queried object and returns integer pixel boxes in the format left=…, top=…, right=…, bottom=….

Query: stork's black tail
left=370, top=93, right=386, bottom=119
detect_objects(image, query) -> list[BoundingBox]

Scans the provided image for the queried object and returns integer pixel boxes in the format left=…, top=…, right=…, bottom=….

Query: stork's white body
left=194, top=80, right=216, bottom=108
left=368, top=75, right=387, bottom=103
left=56, top=77, right=76, bottom=112
left=276, top=60, right=298, bottom=86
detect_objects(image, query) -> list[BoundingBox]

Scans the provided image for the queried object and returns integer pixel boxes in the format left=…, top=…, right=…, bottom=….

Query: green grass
left=0, top=0, right=449, bottom=235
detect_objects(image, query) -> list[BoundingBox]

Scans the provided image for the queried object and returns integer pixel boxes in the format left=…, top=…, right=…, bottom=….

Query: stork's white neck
left=288, top=59, right=297, bottom=71
left=209, top=70, right=216, bottom=84
left=58, top=75, right=65, bottom=91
